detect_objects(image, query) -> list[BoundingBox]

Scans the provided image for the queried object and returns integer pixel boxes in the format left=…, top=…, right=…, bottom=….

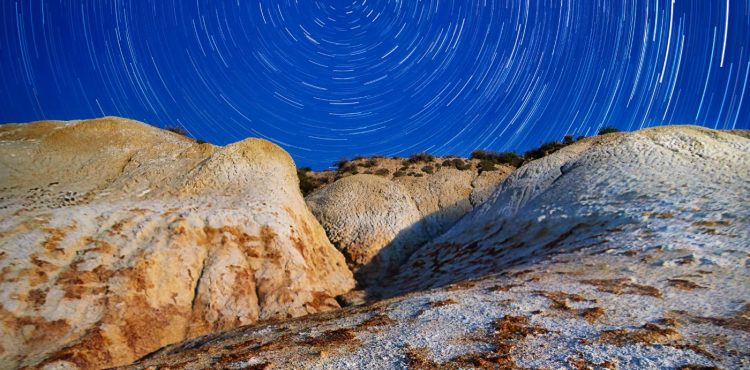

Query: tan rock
left=0, top=117, right=355, bottom=369
left=305, top=163, right=512, bottom=288
left=305, top=175, right=424, bottom=286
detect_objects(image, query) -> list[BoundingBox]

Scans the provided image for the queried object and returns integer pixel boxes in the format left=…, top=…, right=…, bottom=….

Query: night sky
left=1, top=1, right=749, bottom=169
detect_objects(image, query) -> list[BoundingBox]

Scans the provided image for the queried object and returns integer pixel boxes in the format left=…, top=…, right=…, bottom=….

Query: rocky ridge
left=125, top=126, right=750, bottom=370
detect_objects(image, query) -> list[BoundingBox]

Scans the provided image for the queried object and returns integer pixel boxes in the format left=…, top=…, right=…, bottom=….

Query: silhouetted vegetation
left=598, top=126, right=620, bottom=135
left=297, top=167, right=316, bottom=196
left=442, top=158, right=471, bottom=170
left=360, top=158, right=378, bottom=168
left=335, top=158, right=350, bottom=170
left=407, top=152, right=435, bottom=163
left=477, top=160, right=497, bottom=173
left=523, top=140, right=569, bottom=161
left=299, top=128, right=629, bottom=194
left=165, top=126, right=208, bottom=144
left=470, top=150, right=524, bottom=168
left=165, top=126, right=188, bottom=136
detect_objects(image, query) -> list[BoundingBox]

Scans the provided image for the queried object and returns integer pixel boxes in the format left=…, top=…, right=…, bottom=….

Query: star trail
left=1, top=1, right=748, bottom=168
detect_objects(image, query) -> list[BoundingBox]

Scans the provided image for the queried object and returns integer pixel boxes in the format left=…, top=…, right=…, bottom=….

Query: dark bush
left=335, top=158, right=350, bottom=170
left=393, top=170, right=406, bottom=177
left=165, top=126, right=188, bottom=136
left=523, top=140, right=567, bottom=161
left=360, top=158, right=378, bottom=168
left=375, top=168, right=390, bottom=176
left=598, top=126, right=620, bottom=135
left=470, top=150, right=524, bottom=167
left=563, top=135, right=575, bottom=145
left=453, top=158, right=471, bottom=171
left=407, top=152, right=435, bottom=163
left=421, top=165, right=434, bottom=174
left=196, top=139, right=208, bottom=144
left=297, top=169, right=316, bottom=196
left=477, top=160, right=497, bottom=173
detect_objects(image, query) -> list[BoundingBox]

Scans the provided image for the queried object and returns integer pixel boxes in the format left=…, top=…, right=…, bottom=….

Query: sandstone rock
left=306, top=165, right=513, bottom=288
left=383, top=125, right=750, bottom=295
left=305, top=175, right=424, bottom=286
left=121, top=125, right=750, bottom=370
left=304, top=156, right=514, bottom=286
left=392, top=167, right=475, bottom=239
left=0, top=117, right=355, bottom=369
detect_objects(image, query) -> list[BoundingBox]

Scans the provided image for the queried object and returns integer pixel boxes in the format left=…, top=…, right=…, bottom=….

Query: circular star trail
left=1, top=1, right=749, bottom=168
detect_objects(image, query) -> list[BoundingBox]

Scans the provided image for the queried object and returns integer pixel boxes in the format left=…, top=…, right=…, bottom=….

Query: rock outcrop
left=0, top=117, right=355, bottom=369
left=124, top=126, right=749, bottom=370
left=382, top=125, right=750, bottom=296
left=306, top=175, right=424, bottom=286
left=306, top=160, right=512, bottom=287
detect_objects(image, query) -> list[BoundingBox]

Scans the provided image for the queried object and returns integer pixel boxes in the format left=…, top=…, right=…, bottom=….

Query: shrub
left=470, top=150, right=523, bottom=167
left=297, top=169, right=316, bottom=196
left=421, top=165, right=434, bottom=174
left=477, top=160, right=497, bottom=173
left=360, top=158, right=378, bottom=168
left=563, top=135, right=575, bottom=145
left=441, top=159, right=453, bottom=167
left=393, top=170, right=406, bottom=177
left=452, top=158, right=471, bottom=171
left=165, top=126, right=188, bottom=136
left=407, top=152, right=434, bottom=163
left=598, top=126, right=620, bottom=135
left=375, top=168, right=390, bottom=176
left=335, top=158, right=350, bottom=170
left=524, top=140, right=567, bottom=161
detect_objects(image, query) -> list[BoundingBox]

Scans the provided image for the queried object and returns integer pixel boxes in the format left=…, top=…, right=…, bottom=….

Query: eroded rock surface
left=124, top=126, right=749, bottom=370
left=306, top=161, right=512, bottom=287
left=0, top=117, right=354, bottom=369
left=305, top=175, right=424, bottom=286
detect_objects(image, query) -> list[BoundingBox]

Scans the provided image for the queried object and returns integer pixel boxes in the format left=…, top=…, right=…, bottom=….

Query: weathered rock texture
left=124, top=126, right=749, bottom=370
left=305, top=175, right=424, bottom=286
left=306, top=163, right=512, bottom=287
left=383, top=125, right=750, bottom=296
left=0, top=117, right=355, bottom=369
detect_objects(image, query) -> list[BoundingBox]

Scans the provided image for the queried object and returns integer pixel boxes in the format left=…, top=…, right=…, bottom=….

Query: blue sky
left=1, top=0, right=748, bottom=168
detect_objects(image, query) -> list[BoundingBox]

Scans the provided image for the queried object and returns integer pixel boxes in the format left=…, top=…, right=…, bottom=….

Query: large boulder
left=122, top=125, right=750, bottom=370
left=0, top=117, right=355, bottom=369
left=305, top=175, right=424, bottom=286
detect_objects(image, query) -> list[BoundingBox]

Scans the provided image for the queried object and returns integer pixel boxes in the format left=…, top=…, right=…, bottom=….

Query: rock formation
left=123, top=126, right=749, bottom=370
left=305, top=175, right=425, bottom=286
left=0, top=117, right=355, bottom=369
left=306, top=159, right=512, bottom=287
